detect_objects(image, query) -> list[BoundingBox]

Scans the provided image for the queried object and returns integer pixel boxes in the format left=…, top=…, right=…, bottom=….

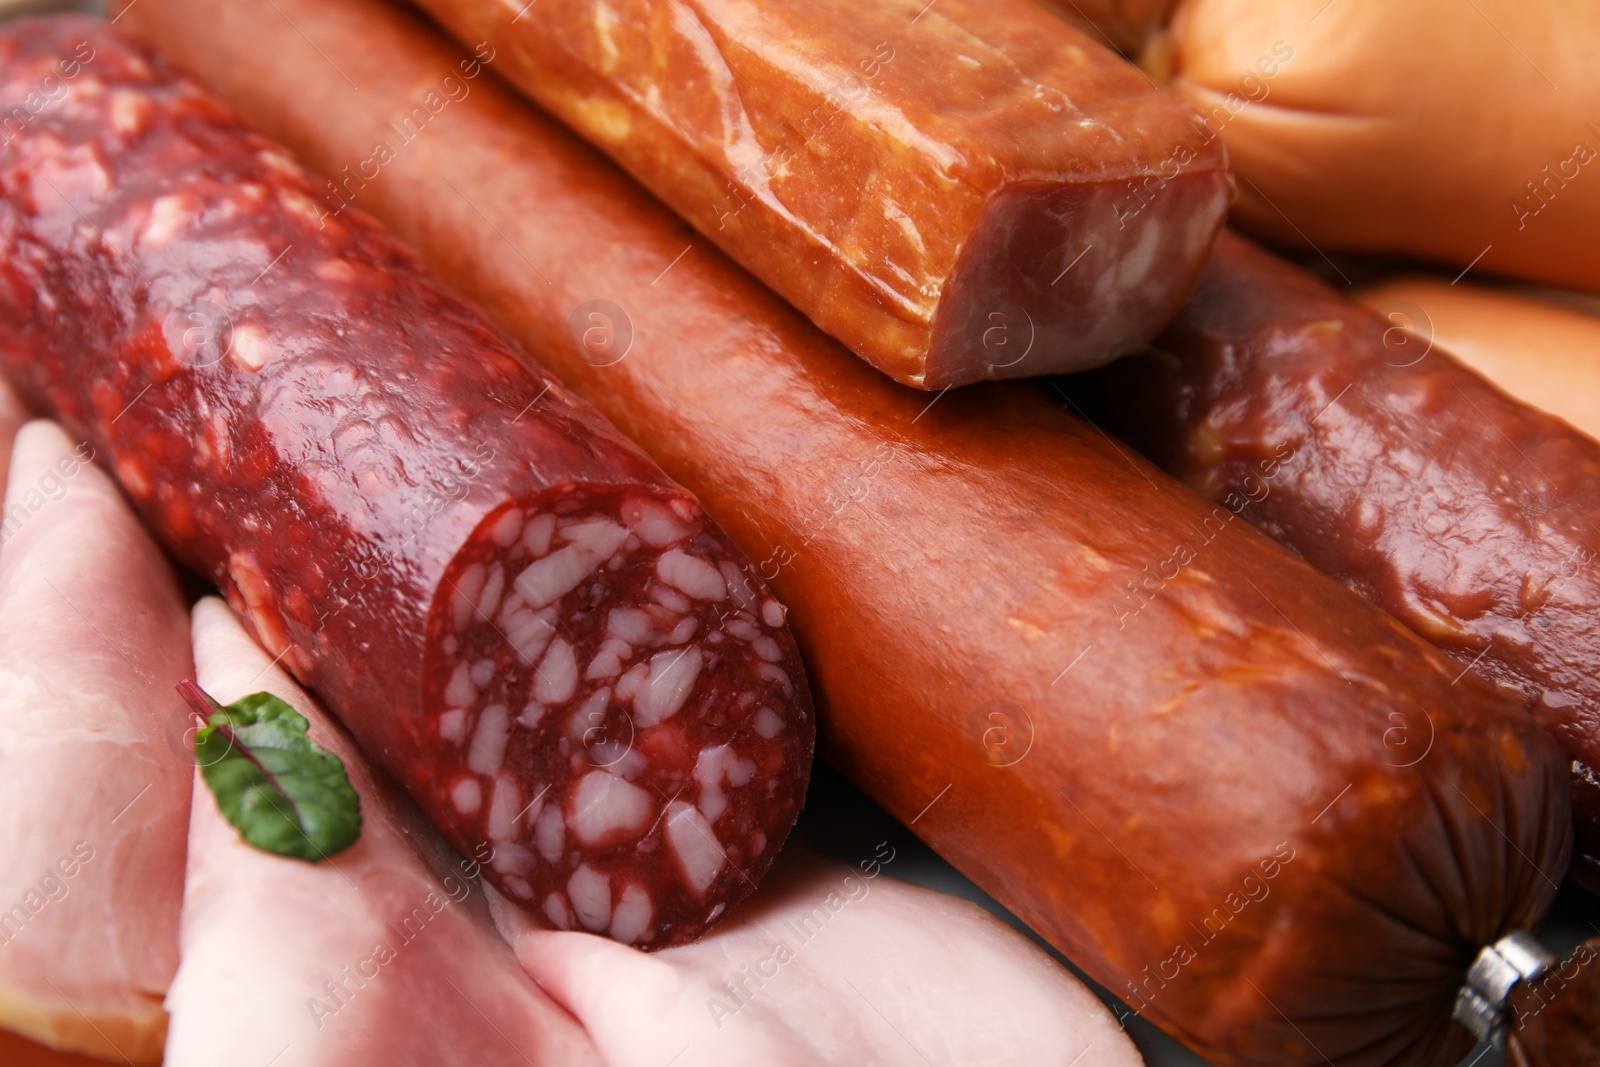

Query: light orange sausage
left=1166, top=0, right=1600, bottom=293
left=1356, top=276, right=1600, bottom=444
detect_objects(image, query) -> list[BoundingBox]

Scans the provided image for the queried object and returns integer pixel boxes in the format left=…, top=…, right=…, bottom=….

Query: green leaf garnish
left=178, top=680, right=362, bottom=861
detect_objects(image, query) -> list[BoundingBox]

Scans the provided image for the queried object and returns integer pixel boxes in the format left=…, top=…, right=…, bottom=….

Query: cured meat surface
left=411, top=0, right=1231, bottom=388
left=125, top=1, right=1574, bottom=1063
left=0, top=420, right=192, bottom=1065
left=1073, top=231, right=1600, bottom=888
left=172, top=597, right=602, bottom=1067
left=0, top=16, right=813, bottom=949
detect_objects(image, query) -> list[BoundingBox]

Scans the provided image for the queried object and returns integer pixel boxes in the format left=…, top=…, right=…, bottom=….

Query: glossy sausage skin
left=407, top=0, right=1230, bottom=389
left=0, top=17, right=814, bottom=949
left=126, top=0, right=1573, bottom=1063
left=1073, top=231, right=1600, bottom=891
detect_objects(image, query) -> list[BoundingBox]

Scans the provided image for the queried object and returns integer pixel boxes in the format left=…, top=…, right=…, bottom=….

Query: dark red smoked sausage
left=1071, top=231, right=1600, bottom=891
left=125, top=1, right=1573, bottom=1063
left=0, top=16, right=813, bottom=950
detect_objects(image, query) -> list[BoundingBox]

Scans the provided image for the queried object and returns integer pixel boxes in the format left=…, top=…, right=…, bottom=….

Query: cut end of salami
left=0, top=15, right=815, bottom=953
left=924, top=171, right=1230, bottom=389
left=424, top=487, right=813, bottom=949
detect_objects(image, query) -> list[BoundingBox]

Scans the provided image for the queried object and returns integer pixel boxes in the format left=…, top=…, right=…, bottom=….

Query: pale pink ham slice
left=0, top=377, right=28, bottom=502
left=170, top=598, right=602, bottom=1067
left=0, top=420, right=192, bottom=1065
left=491, top=847, right=1147, bottom=1067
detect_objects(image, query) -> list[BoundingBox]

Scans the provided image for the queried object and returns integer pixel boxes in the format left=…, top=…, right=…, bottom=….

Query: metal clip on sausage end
left=1453, top=931, right=1555, bottom=1044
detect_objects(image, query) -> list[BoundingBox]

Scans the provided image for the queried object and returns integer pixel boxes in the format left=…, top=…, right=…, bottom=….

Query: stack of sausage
left=0, top=0, right=1594, bottom=1064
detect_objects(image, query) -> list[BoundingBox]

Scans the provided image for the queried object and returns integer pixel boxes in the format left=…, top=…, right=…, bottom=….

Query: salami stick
left=122, top=1, right=1576, bottom=1063
left=407, top=0, right=1231, bottom=389
left=1073, top=231, right=1600, bottom=890
left=0, top=16, right=814, bottom=950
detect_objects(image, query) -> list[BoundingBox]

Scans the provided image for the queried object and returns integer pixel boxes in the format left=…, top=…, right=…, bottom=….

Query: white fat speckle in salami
left=504, top=606, right=557, bottom=665
left=752, top=636, right=785, bottom=663
left=569, top=771, right=655, bottom=846
left=752, top=831, right=766, bottom=856
left=518, top=702, right=546, bottom=730
left=567, top=688, right=610, bottom=742
left=115, top=454, right=154, bottom=501
left=610, top=884, right=653, bottom=945
left=614, top=662, right=647, bottom=704
left=490, top=508, right=523, bottom=547
left=623, top=496, right=691, bottom=546
left=514, top=543, right=604, bottom=609
left=110, top=89, right=148, bottom=134
left=695, top=744, right=756, bottom=824
left=492, top=842, right=537, bottom=878
left=278, top=188, right=325, bottom=227
left=451, top=778, right=482, bottom=814
left=535, top=803, right=566, bottom=864
left=467, top=703, right=510, bottom=776
left=725, top=617, right=760, bottom=642
left=651, top=584, right=691, bottom=613
left=753, top=707, right=784, bottom=739
left=722, top=561, right=757, bottom=614
left=761, top=599, right=786, bottom=629
left=607, top=607, right=655, bottom=645
left=477, top=565, right=506, bottom=621
left=469, top=658, right=496, bottom=689
left=585, top=637, right=631, bottom=679
left=503, top=876, right=534, bottom=901
left=657, top=548, right=726, bottom=600
left=758, top=662, right=793, bottom=693
left=496, top=589, right=525, bottom=625
left=453, top=562, right=487, bottom=631
left=522, top=512, right=557, bottom=557
left=439, top=708, right=468, bottom=744
left=230, top=323, right=273, bottom=371
left=634, top=648, right=702, bottom=728
left=141, top=193, right=189, bottom=246
left=544, top=893, right=574, bottom=931
left=699, top=784, right=728, bottom=825
left=665, top=801, right=725, bottom=896
left=534, top=637, right=578, bottom=703
left=562, top=518, right=630, bottom=559
left=568, top=864, right=612, bottom=932
left=444, top=661, right=478, bottom=707
left=610, top=748, right=648, bottom=781
left=666, top=617, right=698, bottom=645
left=488, top=774, right=523, bottom=841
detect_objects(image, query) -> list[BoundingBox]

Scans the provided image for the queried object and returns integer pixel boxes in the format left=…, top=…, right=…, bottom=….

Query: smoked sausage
left=123, top=1, right=1575, bottom=1063
left=1072, top=231, right=1600, bottom=891
left=406, top=0, right=1231, bottom=389
left=0, top=16, right=814, bottom=950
